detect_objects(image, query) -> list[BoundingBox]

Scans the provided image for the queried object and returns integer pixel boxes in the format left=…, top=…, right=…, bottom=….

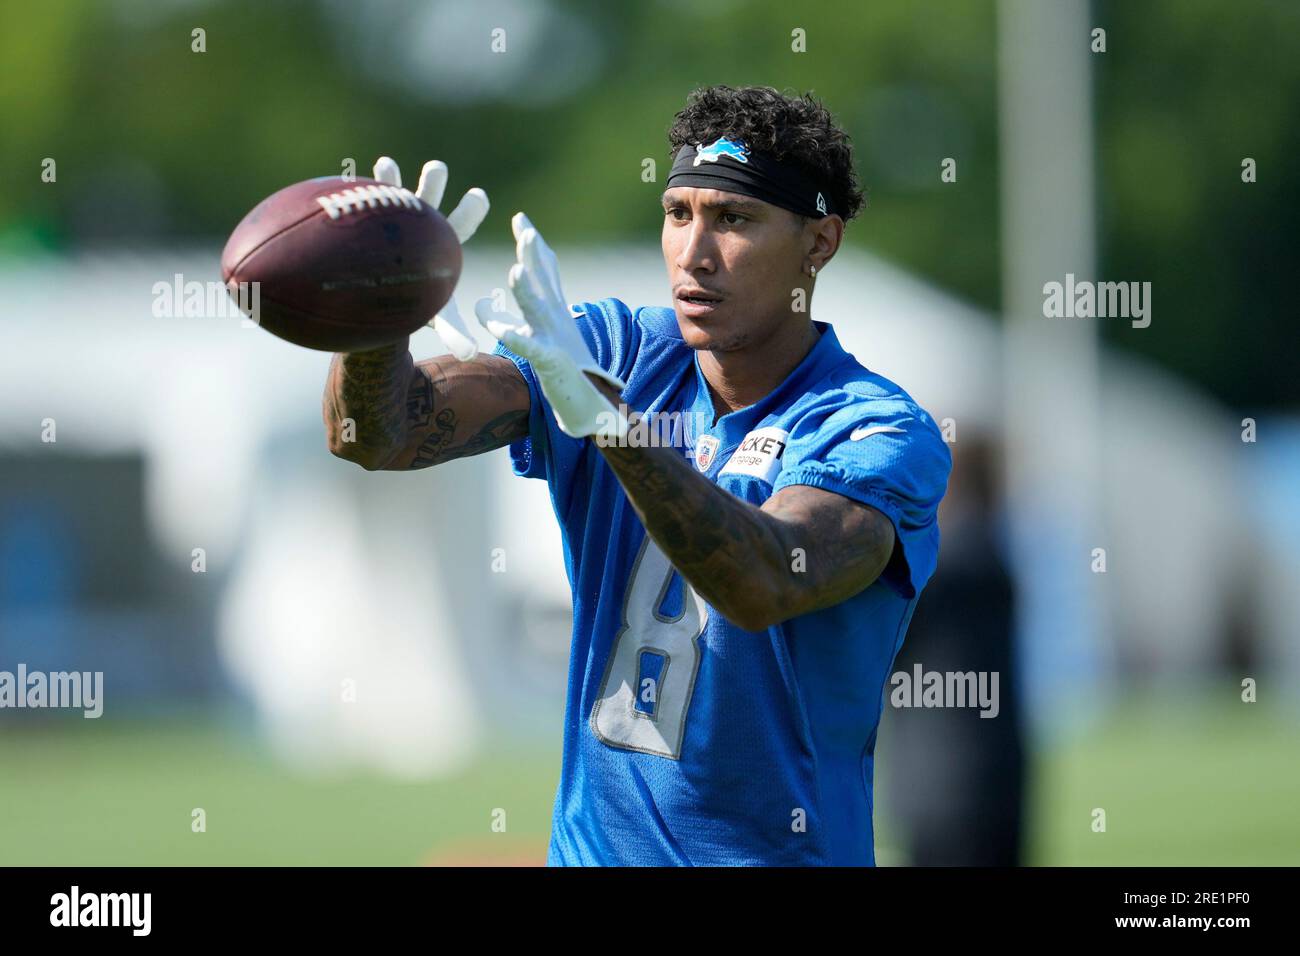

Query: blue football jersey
left=492, top=298, right=951, bottom=866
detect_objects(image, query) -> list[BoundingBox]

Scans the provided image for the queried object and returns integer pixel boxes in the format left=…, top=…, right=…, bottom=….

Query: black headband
left=666, top=137, right=835, bottom=219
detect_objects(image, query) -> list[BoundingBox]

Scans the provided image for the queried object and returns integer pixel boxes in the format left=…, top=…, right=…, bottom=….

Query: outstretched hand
left=372, top=156, right=489, bottom=361
left=474, top=213, right=627, bottom=440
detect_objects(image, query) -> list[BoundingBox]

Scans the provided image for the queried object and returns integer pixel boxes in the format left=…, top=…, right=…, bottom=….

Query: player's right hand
left=372, top=156, right=489, bottom=361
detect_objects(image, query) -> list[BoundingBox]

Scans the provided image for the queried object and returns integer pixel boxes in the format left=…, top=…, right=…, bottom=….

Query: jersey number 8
left=590, top=535, right=708, bottom=759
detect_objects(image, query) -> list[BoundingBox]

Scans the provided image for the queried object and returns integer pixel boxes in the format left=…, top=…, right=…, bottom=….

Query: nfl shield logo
left=694, top=435, right=720, bottom=472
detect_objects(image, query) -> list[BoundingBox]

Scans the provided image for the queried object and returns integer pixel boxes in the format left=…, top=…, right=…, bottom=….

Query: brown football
left=221, top=176, right=462, bottom=352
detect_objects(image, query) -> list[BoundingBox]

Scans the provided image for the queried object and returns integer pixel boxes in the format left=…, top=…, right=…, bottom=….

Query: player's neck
left=699, top=318, right=820, bottom=424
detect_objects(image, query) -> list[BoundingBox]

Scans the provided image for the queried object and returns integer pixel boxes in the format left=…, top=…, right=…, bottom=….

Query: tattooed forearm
left=324, top=339, right=416, bottom=470
left=390, top=356, right=532, bottom=469
left=588, top=374, right=895, bottom=630
left=762, top=483, right=896, bottom=612
left=410, top=408, right=527, bottom=467
left=411, top=407, right=458, bottom=466
left=324, top=349, right=532, bottom=471
left=405, top=366, right=435, bottom=429
left=597, top=440, right=792, bottom=630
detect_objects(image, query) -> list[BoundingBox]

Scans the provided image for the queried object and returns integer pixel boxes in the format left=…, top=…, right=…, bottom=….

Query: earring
left=809, top=264, right=816, bottom=277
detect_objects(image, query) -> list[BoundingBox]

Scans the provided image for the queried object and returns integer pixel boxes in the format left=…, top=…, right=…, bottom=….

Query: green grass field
left=1, top=694, right=1296, bottom=865
left=0, top=716, right=559, bottom=866
left=1025, top=694, right=1300, bottom=866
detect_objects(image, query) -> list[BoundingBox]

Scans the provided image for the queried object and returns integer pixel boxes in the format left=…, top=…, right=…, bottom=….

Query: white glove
left=373, top=156, right=489, bottom=361
left=474, top=213, right=628, bottom=441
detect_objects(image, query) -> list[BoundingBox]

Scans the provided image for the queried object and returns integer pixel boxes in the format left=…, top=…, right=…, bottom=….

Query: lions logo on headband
left=694, top=137, right=750, bottom=166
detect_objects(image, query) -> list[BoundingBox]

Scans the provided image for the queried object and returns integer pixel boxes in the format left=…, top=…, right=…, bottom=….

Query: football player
left=324, top=85, right=951, bottom=865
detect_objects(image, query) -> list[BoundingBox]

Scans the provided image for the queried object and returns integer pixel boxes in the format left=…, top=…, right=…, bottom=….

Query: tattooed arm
left=588, top=378, right=897, bottom=632
left=323, top=336, right=530, bottom=471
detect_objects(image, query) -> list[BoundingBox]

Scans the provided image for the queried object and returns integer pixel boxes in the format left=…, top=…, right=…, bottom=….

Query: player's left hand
left=373, top=156, right=488, bottom=361
left=474, top=213, right=628, bottom=440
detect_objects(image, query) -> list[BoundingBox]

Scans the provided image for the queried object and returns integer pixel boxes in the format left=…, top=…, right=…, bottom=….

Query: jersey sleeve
left=772, top=397, right=952, bottom=600
left=491, top=296, right=637, bottom=482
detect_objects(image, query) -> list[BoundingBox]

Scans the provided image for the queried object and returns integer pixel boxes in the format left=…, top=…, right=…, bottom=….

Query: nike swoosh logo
left=850, top=425, right=905, bottom=441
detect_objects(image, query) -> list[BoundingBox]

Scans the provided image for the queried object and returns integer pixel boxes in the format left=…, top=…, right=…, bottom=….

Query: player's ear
left=808, top=214, right=843, bottom=272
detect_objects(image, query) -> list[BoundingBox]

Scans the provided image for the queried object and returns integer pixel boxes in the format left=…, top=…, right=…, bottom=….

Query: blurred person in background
left=883, top=433, right=1024, bottom=865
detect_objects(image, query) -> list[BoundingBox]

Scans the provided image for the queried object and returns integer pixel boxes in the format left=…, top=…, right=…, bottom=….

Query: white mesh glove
left=373, top=156, right=489, bottom=361
left=473, top=213, right=628, bottom=441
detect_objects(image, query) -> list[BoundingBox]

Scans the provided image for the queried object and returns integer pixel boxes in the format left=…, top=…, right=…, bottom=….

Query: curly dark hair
left=667, top=85, right=865, bottom=223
